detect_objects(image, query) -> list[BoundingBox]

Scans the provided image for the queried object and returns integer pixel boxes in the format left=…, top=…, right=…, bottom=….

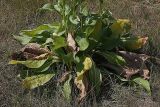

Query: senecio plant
left=10, top=0, right=152, bottom=103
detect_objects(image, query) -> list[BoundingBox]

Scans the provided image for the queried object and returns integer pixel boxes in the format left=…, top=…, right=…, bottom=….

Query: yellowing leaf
left=22, top=74, right=54, bottom=89
left=74, top=57, right=92, bottom=102
left=110, top=19, right=131, bottom=37
left=9, top=59, right=47, bottom=68
left=74, top=74, right=88, bottom=103
left=121, top=36, right=148, bottom=50
left=9, top=60, right=19, bottom=64
left=83, top=57, right=92, bottom=71
left=76, top=57, right=92, bottom=80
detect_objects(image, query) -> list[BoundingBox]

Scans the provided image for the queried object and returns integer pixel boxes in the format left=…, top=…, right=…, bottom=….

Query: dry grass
left=1, top=0, right=160, bottom=106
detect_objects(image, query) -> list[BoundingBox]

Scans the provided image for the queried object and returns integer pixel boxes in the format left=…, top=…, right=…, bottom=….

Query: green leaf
left=53, top=36, right=66, bottom=50
left=76, top=37, right=89, bottom=51
left=33, top=58, right=59, bottom=72
left=63, top=75, right=72, bottom=101
left=69, top=15, right=80, bottom=25
left=13, top=35, right=32, bottom=45
left=22, top=73, right=54, bottom=89
left=80, top=6, right=89, bottom=16
left=54, top=4, right=62, bottom=14
left=132, top=77, right=151, bottom=94
left=39, top=3, right=54, bottom=11
left=101, top=37, right=120, bottom=50
left=87, top=20, right=102, bottom=50
left=62, top=53, right=74, bottom=64
left=99, top=51, right=126, bottom=66
left=20, top=24, right=54, bottom=37
left=65, top=5, right=71, bottom=16
left=9, top=59, right=47, bottom=68
left=120, top=36, right=148, bottom=51
left=89, top=65, right=102, bottom=95
left=110, top=19, right=131, bottom=37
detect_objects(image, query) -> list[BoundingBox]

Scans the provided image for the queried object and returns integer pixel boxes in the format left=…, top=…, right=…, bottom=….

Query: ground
left=1, top=0, right=160, bottom=107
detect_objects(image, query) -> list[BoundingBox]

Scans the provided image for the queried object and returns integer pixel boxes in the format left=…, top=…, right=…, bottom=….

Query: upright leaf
left=89, top=65, right=102, bottom=95
left=63, top=75, right=72, bottom=101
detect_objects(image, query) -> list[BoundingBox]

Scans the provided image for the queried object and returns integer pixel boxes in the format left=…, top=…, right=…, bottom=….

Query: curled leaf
left=118, top=51, right=150, bottom=79
left=74, top=57, right=92, bottom=102
left=11, top=43, right=52, bottom=60
left=103, top=51, right=150, bottom=79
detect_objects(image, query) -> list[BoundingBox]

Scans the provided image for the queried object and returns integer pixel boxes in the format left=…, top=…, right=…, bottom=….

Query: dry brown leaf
left=104, top=51, right=150, bottom=79
left=12, top=43, right=52, bottom=60
left=67, top=33, right=77, bottom=52
left=21, top=43, right=52, bottom=55
left=74, top=74, right=88, bottom=103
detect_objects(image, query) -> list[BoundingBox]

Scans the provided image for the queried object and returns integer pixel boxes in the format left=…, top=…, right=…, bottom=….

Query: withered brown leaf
left=74, top=74, right=88, bottom=103
left=67, top=33, right=77, bottom=52
left=103, top=51, right=150, bottom=79
left=12, top=43, right=52, bottom=60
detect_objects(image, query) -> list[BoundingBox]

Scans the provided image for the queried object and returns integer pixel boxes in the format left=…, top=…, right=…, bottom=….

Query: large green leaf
left=101, top=37, right=120, bottom=50
left=63, top=75, right=72, bottom=101
left=99, top=51, right=126, bottom=66
left=132, top=77, right=151, bottom=94
left=89, top=65, right=102, bottom=95
left=20, top=24, right=54, bottom=37
left=22, top=73, right=55, bottom=89
left=9, top=59, right=47, bottom=68
left=76, top=37, right=89, bottom=51
left=33, top=58, right=59, bottom=72
left=13, top=35, right=32, bottom=45
left=87, top=20, right=103, bottom=50
left=53, top=36, right=66, bottom=50
left=62, top=53, right=74, bottom=64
